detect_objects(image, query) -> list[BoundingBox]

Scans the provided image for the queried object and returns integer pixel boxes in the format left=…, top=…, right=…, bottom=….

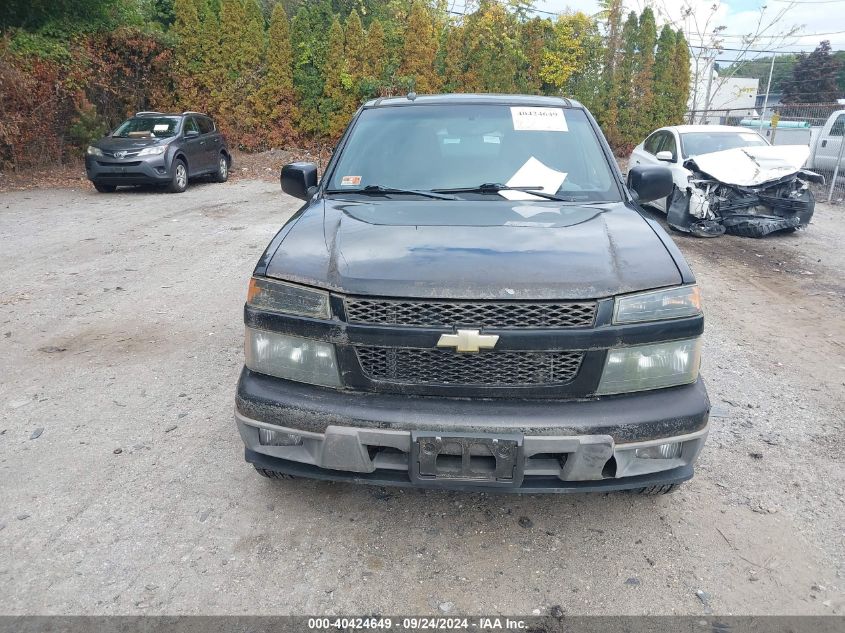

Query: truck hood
left=264, top=198, right=682, bottom=300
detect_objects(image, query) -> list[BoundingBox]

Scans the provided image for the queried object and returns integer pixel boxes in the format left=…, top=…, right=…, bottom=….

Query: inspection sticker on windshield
left=153, top=124, right=169, bottom=132
left=341, top=175, right=361, bottom=186
left=511, top=107, right=568, bottom=132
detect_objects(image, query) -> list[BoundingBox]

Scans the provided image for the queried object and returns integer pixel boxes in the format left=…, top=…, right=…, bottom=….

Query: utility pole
left=702, top=58, right=714, bottom=124
left=759, top=54, right=776, bottom=132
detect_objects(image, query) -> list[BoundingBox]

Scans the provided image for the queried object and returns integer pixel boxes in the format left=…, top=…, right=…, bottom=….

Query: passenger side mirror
left=281, top=162, right=318, bottom=200
left=185, top=129, right=199, bottom=138
left=655, top=150, right=674, bottom=162
left=627, top=165, right=673, bottom=204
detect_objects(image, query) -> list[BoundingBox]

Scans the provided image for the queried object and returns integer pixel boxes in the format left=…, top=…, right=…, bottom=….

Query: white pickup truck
left=753, top=109, right=844, bottom=172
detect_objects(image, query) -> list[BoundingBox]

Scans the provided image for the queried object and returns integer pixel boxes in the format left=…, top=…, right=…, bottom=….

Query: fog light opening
left=258, top=428, right=304, bottom=447
left=634, top=442, right=682, bottom=460
left=602, top=455, right=617, bottom=478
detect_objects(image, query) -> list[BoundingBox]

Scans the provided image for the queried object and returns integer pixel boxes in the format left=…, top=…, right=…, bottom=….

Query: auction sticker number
left=510, top=107, right=568, bottom=132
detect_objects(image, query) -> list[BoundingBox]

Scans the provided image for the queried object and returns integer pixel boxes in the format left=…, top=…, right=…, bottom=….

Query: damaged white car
left=630, top=125, right=823, bottom=238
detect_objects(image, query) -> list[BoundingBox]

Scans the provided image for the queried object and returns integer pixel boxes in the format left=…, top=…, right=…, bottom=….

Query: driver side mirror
left=627, top=165, right=673, bottom=203
left=280, top=162, right=318, bottom=200
left=655, top=150, right=674, bottom=162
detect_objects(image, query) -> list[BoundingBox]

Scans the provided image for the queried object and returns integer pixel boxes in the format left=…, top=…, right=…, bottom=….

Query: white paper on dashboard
left=500, top=156, right=567, bottom=202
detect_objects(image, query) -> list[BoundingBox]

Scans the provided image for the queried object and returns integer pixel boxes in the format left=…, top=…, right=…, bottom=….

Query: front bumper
left=235, top=368, right=710, bottom=493
left=85, top=155, right=171, bottom=185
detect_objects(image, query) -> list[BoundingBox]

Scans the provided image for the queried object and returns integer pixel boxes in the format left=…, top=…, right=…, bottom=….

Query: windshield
left=112, top=116, right=181, bottom=139
left=680, top=131, right=767, bottom=158
left=326, top=104, right=620, bottom=202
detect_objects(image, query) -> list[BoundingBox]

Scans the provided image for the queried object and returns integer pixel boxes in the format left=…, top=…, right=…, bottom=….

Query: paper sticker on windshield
left=483, top=135, right=501, bottom=144
left=153, top=124, right=169, bottom=132
left=511, top=107, right=568, bottom=132
left=341, top=175, right=361, bottom=186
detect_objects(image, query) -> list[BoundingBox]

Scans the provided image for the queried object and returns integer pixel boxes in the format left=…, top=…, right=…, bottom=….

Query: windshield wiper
left=432, top=183, right=570, bottom=202
left=326, top=184, right=457, bottom=200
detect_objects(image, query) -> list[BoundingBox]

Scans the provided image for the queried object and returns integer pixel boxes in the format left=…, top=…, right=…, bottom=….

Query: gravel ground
left=0, top=180, right=843, bottom=616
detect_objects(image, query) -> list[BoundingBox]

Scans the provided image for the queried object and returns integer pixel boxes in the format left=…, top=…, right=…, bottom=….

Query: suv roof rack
left=182, top=111, right=206, bottom=117
left=135, top=111, right=165, bottom=116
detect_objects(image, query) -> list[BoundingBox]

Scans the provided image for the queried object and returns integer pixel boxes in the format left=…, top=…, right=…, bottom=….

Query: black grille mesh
left=344, top=298, right=596, bottom=328
left=356, top=347, right=583, bottom=386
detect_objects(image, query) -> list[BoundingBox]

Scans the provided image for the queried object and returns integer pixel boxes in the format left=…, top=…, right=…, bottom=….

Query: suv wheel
left=167, top=158, right=188, bottom=193
left=94, top=183, right=116, bottom=193
left=213, top=154, right=229, bottom=183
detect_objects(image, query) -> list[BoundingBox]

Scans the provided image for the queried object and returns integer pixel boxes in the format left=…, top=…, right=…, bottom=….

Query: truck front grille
left=344, top=298, right=596, bottom=329
left=356, top=347, right=583, bottom=386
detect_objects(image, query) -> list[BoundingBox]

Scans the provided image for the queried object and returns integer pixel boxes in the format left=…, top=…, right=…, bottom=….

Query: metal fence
left=684, top=103, right=845, bottom=205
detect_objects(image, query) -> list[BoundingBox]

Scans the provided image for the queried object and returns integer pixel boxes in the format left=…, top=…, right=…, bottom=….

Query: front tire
left=167, top=158, right=188, bottom=193
left=630, top=483, right=681, bottom=495
left=212, top=153, right=229, bottom=183
left=94, top=183, right=116, bottom=193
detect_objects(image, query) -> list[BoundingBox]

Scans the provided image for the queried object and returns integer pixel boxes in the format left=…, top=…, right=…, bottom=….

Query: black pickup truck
left=235, top=94, right=709, bottom=494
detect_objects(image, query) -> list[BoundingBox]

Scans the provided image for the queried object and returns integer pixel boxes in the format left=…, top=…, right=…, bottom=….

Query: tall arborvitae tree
left=598, top=0, right=624, bottom=150
left=616, top=11, right=639, bottom=149
left=172, top=0, right=203, bottom=107
left=442, top=23, right=466, bottom=92
left=517, top=17, right=551, bottom=95
left=782, top=40, right=843, bottom=103
left=633, top=7, right=657, bottom=140
left=461, top=0, right=520, bottom=93
left=652, top=26, right=676, bottom=126
left=197, top=0, right=220, bottom=111
left=398, top=1, right=440, bottom=93
left=345, top=10, right=366, bottom=81
left=670, top=30, right=691, bottom=124
left=322, top=17, right=348, bottom=138
left=364, top=18, right=386, bottom=82
left=290, top=1, right=333, bottom=135
left=252, top=2, right=297, bottom=147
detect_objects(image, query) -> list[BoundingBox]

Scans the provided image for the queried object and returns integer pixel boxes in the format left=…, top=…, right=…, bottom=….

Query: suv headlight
left=245, top=328, right=341, bottom=387
left=596, top=338, right=702, bottom=395
left=247, top=277, right=331, bottom=319
left=86, top=146, right=103, bottom=157
left=138, top=145, right=166, bottom=156
left=613, top=285, right=701, bottom=324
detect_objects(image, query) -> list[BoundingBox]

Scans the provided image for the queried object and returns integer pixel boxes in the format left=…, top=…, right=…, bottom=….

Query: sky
left=532, top=0, right=845, bottom=56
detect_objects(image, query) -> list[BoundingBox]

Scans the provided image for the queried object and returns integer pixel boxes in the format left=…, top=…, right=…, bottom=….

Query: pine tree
left=398, top=1, right=440, bottom=93
left=540, top=12, right=597, bottom=98
left=172, top=0, right=203, bottom=107
left=598, top=0, right=624, bottom=150
left=290, top=0, right=333, bottom=135
left=782, top=40, right=843, bottom=103
left=670, top=30, right=691, bottom=124
left=345, top=10, right=366, bottom=80
left=616, top=11, right=639, bottom=149
left=364, top=18, right=386, bottom=83
left=322, top=17, right=348, bottom=138
left=652, top=25, right=676, bottom=127
left=252, top=2, right=297, bottom=147
left=197, top=0, right=220, bottom=112
left=442, top=23, right=466, bottom=92
left=633, top=7, right=657, bottom=139
left=516, top=17, right=551, bottom=94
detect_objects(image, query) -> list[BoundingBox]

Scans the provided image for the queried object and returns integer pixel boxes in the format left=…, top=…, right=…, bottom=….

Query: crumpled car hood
left=684, top=145, right=811, bottom=187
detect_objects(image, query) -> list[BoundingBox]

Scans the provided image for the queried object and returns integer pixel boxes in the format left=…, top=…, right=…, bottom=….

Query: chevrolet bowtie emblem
left=437, top=329, right=499, bottom=353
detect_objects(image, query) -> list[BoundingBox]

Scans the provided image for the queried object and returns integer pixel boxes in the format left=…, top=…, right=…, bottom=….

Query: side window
left=659, top=133, right=677, bottom=160
left=197, top=117, right=214, bottom=134
left=184, top=117, right=199, bottom=134
left=831, top=114, right=845, bottom=137
left=644, top=132, right=663, bottom=155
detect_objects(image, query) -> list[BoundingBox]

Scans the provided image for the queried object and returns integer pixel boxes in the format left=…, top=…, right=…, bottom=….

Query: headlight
left=86, top=146, right=103, bottom=157
left=247, top=277, right=330, bottom=319
left=596, top=338, right=701, bottom=395
left=614, top=285, right=701, bottom=324
left=245, top=328, right=341, bottom=387
left=138, top=146, right=166, bottom=156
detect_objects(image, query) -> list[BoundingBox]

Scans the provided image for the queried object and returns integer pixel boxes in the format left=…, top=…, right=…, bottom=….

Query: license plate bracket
left=410, top=431, right=524, bottom=487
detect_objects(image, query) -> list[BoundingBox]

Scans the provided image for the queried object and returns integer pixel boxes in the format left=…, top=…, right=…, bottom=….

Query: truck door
left=814, top=112, right=844, bottom=172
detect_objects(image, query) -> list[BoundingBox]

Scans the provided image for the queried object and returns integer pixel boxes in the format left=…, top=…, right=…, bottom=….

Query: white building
left=688, top=64, right=759, bottom=124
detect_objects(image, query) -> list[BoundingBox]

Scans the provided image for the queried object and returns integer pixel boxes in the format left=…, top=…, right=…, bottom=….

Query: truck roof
left=363, top=93, right=581, bottom=109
